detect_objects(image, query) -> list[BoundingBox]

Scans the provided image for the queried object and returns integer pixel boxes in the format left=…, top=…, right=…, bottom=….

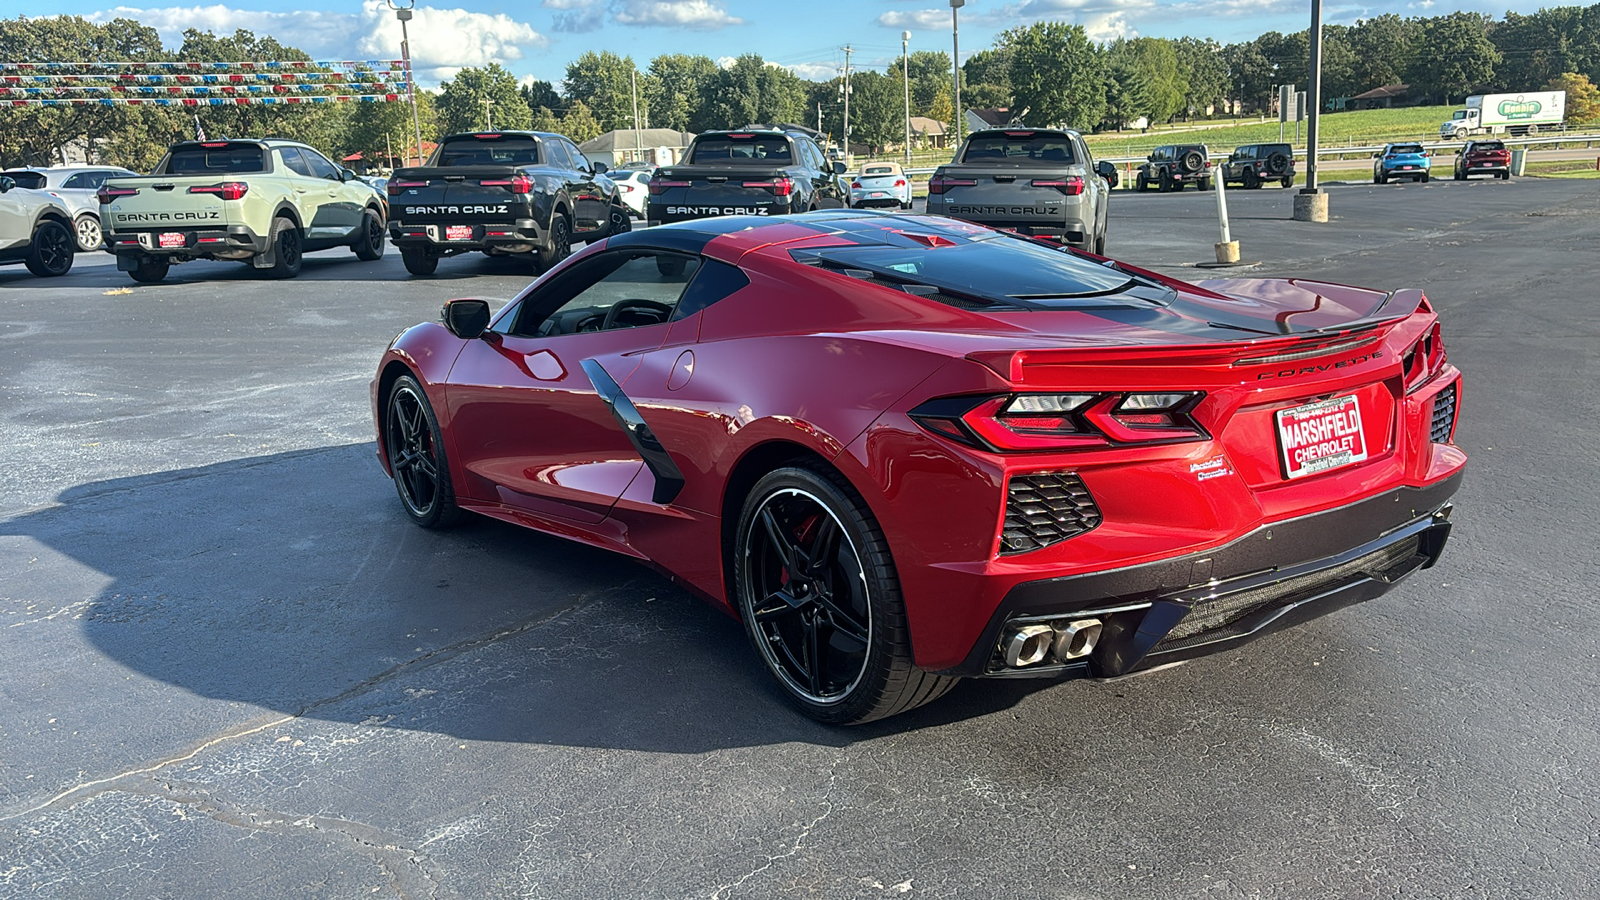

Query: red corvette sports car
left=372, top=211, right=1464, bottom=724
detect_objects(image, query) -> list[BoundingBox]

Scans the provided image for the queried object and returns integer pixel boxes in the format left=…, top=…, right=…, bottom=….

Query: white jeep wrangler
left=0, top=175, right=76, bottom=278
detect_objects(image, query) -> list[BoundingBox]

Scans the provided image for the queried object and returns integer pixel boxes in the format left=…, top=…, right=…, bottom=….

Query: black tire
left=1243, top=169, right=1260, bottom=190
left=73, top=213, right=103, bottom=251
left=1266, top=152, right=1290, bottom=175
left=607, top=204, right=632, bottom=238
left=262, top=216, right=302, bottom=279
left=1158, top=169, right=1173, bottom=192
left=535, top=212, right=571, bottom=273
left=1420, top=173, right=1430, bottom=184
left=1378, top=170, right=1389, bottom=185
left=384, top=375, right=465, bottom=530
left=24, top=219, right=74, bottom=277
left=354, top=208, right=386, bottom=260
left=400, top=247, right=438, bottom=276
left=655, top=255, right=687, bottom=277
left=1136, top=172, right=1149, bottom=192
left=127, top=257, right=169, bottom=283
left=1179, top=150, right=1204, bottom=173
left=1280, top=175, right=1294, bottom=189
left=734, top=465, right=955, bottom=724
left=1197, top=178, right=1211, bottom=192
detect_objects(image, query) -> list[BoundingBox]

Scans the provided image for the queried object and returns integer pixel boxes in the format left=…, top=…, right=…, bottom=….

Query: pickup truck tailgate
left=100, top=177, right=244, bottom=232
left=929, top=168, right=1088, bottom=228
left=388, top=166, right=527, bottom=223
left=649, top=167, right=795, bottom=223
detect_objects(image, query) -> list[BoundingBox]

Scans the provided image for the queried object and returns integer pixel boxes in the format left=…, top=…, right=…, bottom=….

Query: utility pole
left=842, top=45, right=853, bottom=166
left=387, top=0, right=425, bottom=167
left=902, top=31, right=912, bottom=166
left=631, top=67, right=643, bottom=163
left=951, top=0, right=964, bottom=143
left=1293, top=0, right=1329, bottom=223
left=482, top=97, right=493, bottom=130
left=817, top=102, right=823, bottom=136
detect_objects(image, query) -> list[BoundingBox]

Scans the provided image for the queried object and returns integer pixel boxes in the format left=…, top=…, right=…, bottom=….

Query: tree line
left=4, top=6, right=1600, bottom=169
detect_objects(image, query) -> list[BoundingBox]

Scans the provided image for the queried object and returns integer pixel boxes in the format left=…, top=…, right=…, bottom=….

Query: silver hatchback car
left=0, top=165, right=138, bottom=251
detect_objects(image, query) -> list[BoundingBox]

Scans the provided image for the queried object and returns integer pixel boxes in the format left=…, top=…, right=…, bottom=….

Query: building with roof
left=578, top=128, right=697, bottom=168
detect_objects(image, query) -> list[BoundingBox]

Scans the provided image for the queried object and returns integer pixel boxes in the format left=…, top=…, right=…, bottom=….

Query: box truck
left=1440, top=92, right=1566, bottom=139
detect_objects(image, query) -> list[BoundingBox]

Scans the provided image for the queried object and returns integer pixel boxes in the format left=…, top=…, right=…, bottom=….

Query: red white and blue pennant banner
left=0, top=60, right=406, bottom=71
left=5, top=94, right=404, bottom=107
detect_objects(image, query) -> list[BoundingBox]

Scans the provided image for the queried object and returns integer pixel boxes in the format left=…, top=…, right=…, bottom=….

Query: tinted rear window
left=796, top=233, right=1132, bottom=303
left=862, top=165, right=897, bottom=176
left=961, top=133, right=1077, bottom=165
left=1474, top=141, right=1506, bottom=151
left=690, top=136, right=793, bottom=164
left=2, top=171, right=46, bottom=189
left=1389, top=144, right=1424, bottom=154
left=436, top=136, right=541, bottom=166
left=165, top=144, right=266, bottom=175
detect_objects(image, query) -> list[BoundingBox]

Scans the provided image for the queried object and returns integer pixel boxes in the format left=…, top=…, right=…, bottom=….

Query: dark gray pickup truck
left=386, top=130, right=630, bottom=276
left=925, top=128, right=1114, bottom=253
left=646, top=128, right=847, bottom=227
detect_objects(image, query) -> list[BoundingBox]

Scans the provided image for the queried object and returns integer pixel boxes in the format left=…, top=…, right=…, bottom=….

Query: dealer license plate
left=444, top=225, right=473, bottom=241
left=1276, top=394, right=1368, bottom=480
left=159, top=232, right=185, bottom=248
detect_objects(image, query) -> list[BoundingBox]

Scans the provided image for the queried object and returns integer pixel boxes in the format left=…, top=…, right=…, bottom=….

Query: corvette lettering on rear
left=402, top=205, right=511, bottom=216
left=1254, top=349, right=1385, bottom=380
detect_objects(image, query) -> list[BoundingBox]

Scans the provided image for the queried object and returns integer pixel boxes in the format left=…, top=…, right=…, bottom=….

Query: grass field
left=1084, top=105, right=1459, bottom=158
left=1524, top=158, right=1600, bottom=178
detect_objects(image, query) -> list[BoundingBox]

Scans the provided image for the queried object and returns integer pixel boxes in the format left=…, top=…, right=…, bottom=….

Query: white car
left=611, top=168, right=653, bottom=218
left=0, top=175, right=77, bottom=277
left=0, top=165, right=137, bottom=251
left=848, top=162, right=913, bottom=210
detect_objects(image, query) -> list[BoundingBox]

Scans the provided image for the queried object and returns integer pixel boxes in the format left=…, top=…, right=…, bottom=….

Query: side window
left=565, top=140, right=592, bottom=173
left=1075, top=137, right=1093, bottom=166
left=278, top=147, right=313, bottom=177
left=62, top=172, right=94, bottom=189
left=545, top=140, right=573, bottom=170
left=302, top=149, right=341, bottom=181
left=510, top=250, right=704, bottom=337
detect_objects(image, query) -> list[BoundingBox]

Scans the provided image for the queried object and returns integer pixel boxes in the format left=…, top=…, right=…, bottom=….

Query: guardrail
left=861, top=131, right=1600, bottom=178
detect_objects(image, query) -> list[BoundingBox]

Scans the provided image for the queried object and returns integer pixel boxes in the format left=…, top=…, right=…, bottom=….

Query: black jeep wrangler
left=1136, top=144, right=1211, bottom=192
left=1221, top=143, right=1296, bottom=189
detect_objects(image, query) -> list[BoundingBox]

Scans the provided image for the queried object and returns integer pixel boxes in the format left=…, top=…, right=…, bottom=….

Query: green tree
left=565, top=51, right=647, bottom=132
left=904, top=50, right=952, bottom=115
left=962, top=47, right=1012, bottom=100
left=1002, top=22, right=1105, bottom=130
left=1222, top=40, right=1275, bottom=111
left=846, top=70, right=902, bottom=152
left=1407, top=12, right=1500, bottom=104
left=927, top=83, right=954, bottom=132
left=436, top=63, right=531, bottom=135
left=1102, top=55, right=1152, bottom=130
left=1549, top=72, right=1600, bottom=123
left=1346, top=14, right=1419, bottom=92
left=529, top=105, right=562, bottom=133
left=1172, top=37, right=1229, bottom=116
left=520, top=79, right=560, bottom=113
left=649, top=54, right=719, bottom=132
left=1106, top=38, right=1186, bottom=123
left=1493, top=8, right=1599, bottom=90
left=696, top=55, right=805, bottom=132
left=560, top=99, right=602, bottom=143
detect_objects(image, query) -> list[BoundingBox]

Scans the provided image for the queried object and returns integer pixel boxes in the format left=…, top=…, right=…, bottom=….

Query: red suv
left=1453, top=140, right=1511, bottom=181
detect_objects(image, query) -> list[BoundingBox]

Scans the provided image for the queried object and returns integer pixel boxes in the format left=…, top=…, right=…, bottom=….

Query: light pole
left=841, top=45, right=853, bottom=166
left=902, top=31, right=912, bottom=166
left=482, top=97, right=493, bottom=130
left=1293, top=0, right=1329, bottom=222
left=387, top=0, right=425, bottom=166
left=950, top=0, right=964, bottom=143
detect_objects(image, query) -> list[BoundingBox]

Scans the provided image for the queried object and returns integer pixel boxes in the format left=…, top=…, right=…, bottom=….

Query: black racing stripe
left=579, top=358, right=685, bottom=505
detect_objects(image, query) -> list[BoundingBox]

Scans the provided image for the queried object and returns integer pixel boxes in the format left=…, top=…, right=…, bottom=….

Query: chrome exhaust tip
left=1002, top=624, right=1055, bottom=668
left=1052, top=618, right=1102, bottom=661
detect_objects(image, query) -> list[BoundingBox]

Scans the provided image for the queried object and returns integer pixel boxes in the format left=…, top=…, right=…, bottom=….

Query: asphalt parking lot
left=2, top=177, right=1597, bottom=898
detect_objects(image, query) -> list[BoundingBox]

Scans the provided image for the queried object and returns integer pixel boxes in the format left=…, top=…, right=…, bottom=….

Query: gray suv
left=925, top=128, right=1113, bottom=253
left=1221, top=143, right=1296, bottom=189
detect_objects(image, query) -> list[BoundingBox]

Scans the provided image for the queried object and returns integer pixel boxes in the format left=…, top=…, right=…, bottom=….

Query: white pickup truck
left=0, top=175, right=76, bottom=278
left=1440, top=91, right=1566, bottom=139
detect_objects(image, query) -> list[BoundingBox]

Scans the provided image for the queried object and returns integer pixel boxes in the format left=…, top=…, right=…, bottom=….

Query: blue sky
left=5, top=1, right=1563, bottom=88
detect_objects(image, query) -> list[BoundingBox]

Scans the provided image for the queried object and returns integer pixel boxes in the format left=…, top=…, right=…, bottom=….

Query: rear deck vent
left=1000, top=472, right=1102, bottom=555
left=1430, top=382, right=1458, bottom=443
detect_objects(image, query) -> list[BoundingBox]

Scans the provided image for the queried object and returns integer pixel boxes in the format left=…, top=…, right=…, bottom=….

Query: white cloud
left=785, top=62, right=840, bottom=81
left=877, top=10, right=954, bottom=30
left=542, top=0, right=741, bottom=33
left=86, top=3, right=547, bottom=85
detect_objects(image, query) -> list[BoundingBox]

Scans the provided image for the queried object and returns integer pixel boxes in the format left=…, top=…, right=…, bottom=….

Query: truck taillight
left=927, top=174, right=977, bottom=195
left=480, top=174, right=533, bottom=194
left=649, top=179, right=690, bottom=196
left=97, top=186, right=139, bottom=204
left=188, top=182, right=248, bottom=201
left=1030, top=177, right=1085, bottom=196
left=743, top=178, right=793, bottom=196
left=387, top=179, right=428, bottom=196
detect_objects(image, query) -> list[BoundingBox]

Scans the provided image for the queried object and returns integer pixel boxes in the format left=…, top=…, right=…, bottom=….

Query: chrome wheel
left=74, top=214, right=102, bottom=251
left=741, top=487, right=872, bottom=704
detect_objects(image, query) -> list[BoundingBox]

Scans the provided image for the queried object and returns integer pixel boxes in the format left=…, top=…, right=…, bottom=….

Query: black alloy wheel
left=355, top=209, right=386, bottom=260
left=384, top=375, right=463, bottom=529
left=263, top=217, right=302, bottom=279
left=24, top=220, right=75, bottom=277
left=735, top=466, right=953, bottom=724
left=536, top=214, right=571, bottom=272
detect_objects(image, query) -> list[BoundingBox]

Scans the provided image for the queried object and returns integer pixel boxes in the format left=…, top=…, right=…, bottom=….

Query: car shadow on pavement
left=0, top=444, right=1052, bottom=754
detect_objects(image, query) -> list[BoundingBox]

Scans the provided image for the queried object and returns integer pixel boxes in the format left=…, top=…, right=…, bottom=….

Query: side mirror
left=1373, top=152, right=1383, bottom=158
left=342, top=168, right=360, bottom=182
left=441, top=299, right=491, bottom=340
left=0, top=175, right=12, bottom=193
left=592, top=160, right=608, bottom=175
left=832, top=161, right=847, bottom=175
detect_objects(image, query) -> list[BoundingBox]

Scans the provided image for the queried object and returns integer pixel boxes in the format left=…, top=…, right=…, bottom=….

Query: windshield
left=1, top=171, right=47, bottom=189
left=165, top=144, right=266, bottom=174
left=1452, top=111, right=1468, bottom=120
left=435, top=136, right=540, bottom=166
left=961, top=133, right=1077, bottom=165
left=796, top=233, right=1134, bottom=304
left=690, top=136, right=792, bottom=164
left=1389, top=144, right=1424, bottom=155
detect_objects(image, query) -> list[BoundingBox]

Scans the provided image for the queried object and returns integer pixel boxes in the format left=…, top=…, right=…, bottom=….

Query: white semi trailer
left=1440, top=92, right=1566, bottom=139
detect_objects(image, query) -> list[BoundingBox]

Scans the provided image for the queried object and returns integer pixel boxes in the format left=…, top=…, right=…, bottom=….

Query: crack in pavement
left=707, top=768, right=841, bottom=900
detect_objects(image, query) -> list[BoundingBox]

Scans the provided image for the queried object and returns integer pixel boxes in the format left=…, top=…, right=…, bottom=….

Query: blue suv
left=1373, top=143, right=1431, bottom=184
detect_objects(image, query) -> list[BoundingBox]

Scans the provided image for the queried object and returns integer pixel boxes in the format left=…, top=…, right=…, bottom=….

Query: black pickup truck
left=646, top=128, right=847, bottom=227
left=386, top=130, right=630, bottom=276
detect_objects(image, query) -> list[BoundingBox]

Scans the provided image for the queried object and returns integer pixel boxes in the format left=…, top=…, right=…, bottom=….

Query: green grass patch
left=1523, top=158, right=1600, bottom=178
left=1084, top=105, right=1459, bottom=159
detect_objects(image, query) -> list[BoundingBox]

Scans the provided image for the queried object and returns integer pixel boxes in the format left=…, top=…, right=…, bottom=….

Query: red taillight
left=649, top=178, right=691, bottom=195
left=743, top=178, right=793, bottom=196
left=895, top=179, right=906, bottom=187
left=474, top=133, right=502, bottom=139
left=97, top=186, right=139, bottom=204
left=1030, top=177, right=1084, bottom=196
left=1403, top=323, right=1447, bottom=393
left=187, top=181, right=248, bottom=201
left=927, top=174, right=977, bottom=195
left=387, top=179, right=428, bottom=196
left=480, top=174, right=532, bottom=193
left=914, top=392, right=1206, bottom=451
left=200, top=141, right=229, bottom=148
left=851, top=180, right=862, bottom=189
